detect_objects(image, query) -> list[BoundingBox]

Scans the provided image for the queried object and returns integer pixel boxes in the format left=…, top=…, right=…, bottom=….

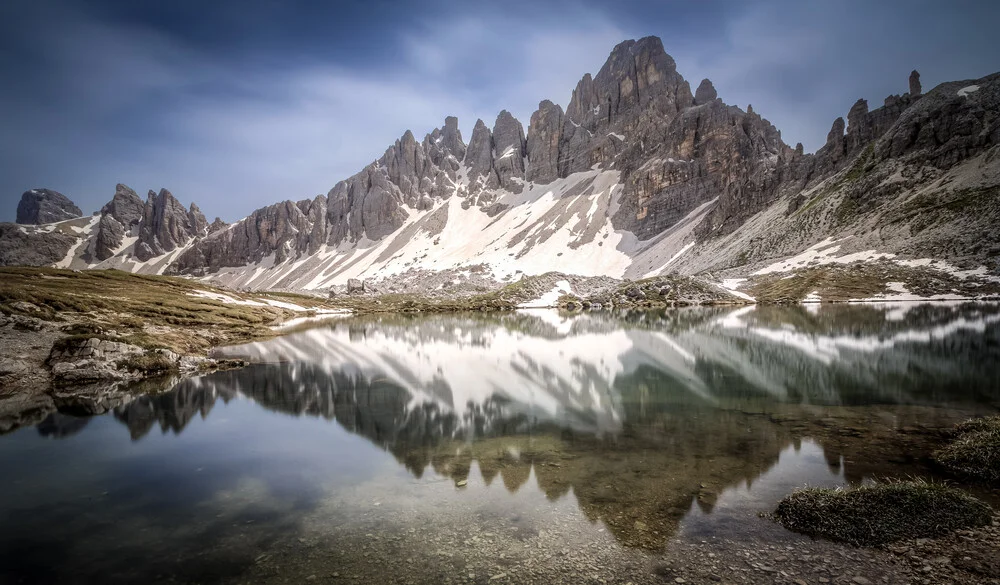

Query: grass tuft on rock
left=935, top=416, right=1000, bottom=484
left=773, top=480, right=992, bottom=546
left=117, top=351, right=177, bottom=374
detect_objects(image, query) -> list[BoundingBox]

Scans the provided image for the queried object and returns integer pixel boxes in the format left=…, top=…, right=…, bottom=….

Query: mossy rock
left=935, top=416, right=1000, bottom=484
left=773, top=480, right=992, bottom=546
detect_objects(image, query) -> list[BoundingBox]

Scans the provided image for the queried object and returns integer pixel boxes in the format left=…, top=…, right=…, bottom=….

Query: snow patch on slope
left=54, top=215, right=99, bottom=268
left=752, top=237, right=893, bottom=274
left=852, top=281, right=971, bottom=302
left=642, top=242, right=694, bottom=278
left=753, top=237, right=998, bottom=282
left=204, top=169, right=635, bottom=291
left=189, top=290, right=269, bottom=307
left=957, top=85, right=980, bottom=97
left=518, top=280, right=574, bottom=308
left=717, top=278, right=755, bottom=302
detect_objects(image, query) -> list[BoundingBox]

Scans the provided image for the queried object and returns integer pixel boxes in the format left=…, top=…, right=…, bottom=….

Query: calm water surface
left=1, top=303, right=999, bottom=584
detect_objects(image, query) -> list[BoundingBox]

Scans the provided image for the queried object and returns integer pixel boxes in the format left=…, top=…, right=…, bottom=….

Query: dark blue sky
left=2, top=0, right=998, bottom=223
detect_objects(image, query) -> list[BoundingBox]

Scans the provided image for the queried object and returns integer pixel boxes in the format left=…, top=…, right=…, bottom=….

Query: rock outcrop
left=694, top=79, right=718, bottom=104
left=16, top=189, right=82, bottom=224
left=347, top=278, right=366, bottom=294
left=525, top=100, right=564, bottom=184
left=134, top=189, right=208, bottom=261
left=94, top=184, right=145, bottom=260
left=48, top=337, right=146, bottom=382
left=46, top=337, right=210, bottom=383
left=910, top=70, right=922, bottom=96
left=173, top=114, right=472, bottom=272
left=464, top=119, right=497, bottom=191
left=0, top=223, right=75, bottom=266
left=491, top=111, right=527, bottom=193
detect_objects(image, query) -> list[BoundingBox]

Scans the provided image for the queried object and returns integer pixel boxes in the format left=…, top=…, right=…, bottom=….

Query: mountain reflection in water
left=1, top=303, right=998, bottom=585
left=27, top=303, right=1000, bottom=550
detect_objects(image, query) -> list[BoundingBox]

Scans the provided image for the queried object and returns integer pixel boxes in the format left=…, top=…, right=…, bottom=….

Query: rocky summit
left=2, top=36, right=999, bottom=295
left=15, top=189, right=82, bottom=225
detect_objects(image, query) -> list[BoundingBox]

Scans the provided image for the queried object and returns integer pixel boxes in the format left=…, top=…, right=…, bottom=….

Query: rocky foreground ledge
left=0, top=267, right=349, bottom=432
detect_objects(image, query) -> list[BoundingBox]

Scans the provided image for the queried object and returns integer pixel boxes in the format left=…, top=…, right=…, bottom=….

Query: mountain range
left=3, top=36, right=998, bottom=293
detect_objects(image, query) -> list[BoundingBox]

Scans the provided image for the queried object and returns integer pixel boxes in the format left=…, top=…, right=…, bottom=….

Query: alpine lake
left=2, top=303, right=998, bottom=584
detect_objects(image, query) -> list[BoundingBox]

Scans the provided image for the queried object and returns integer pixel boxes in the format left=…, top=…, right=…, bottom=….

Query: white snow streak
left=957, top=85, right=980, bottom=97
left=518, top=280, right=573, bottom=308
left=642, top=242, right=694, bottom=278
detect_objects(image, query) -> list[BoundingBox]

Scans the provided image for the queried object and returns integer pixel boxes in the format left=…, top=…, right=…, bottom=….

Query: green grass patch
left=773, top=480, right=992, bottom=546
left=935, top=416, right=1000, bottom=484
left=842, top=143, right=875, bottom=184
left=326, top=291, right=514, bottom=314
left=0, top=267, right=326, bottom=354
left=797, top=189, right=831, bottom=215
left=117, top=351, right=177, bottom=374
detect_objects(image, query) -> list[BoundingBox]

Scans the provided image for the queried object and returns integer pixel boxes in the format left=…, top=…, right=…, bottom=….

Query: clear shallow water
left=1, top=303, right=999, bottom=584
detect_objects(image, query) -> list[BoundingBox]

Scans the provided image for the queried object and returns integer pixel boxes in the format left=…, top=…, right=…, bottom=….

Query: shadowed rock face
left=525, top=100, right=563, bottom=184
left=491, top=110, right=527, bottom=194
left=134, top=189, right=208, bottom=261
left=0, top=224, right=75, bottom=266
left=16, top=189, right=82, bottom=225
left=464, top=119, right=496, bottom=191
left=95, top=184, right=145, bottom=261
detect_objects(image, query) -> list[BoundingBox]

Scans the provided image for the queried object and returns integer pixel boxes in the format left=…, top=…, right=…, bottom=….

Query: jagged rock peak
left=422, top=117, right=467, bottom=175
left=101, top=184, right=144, bottom=227
left=16, top=189, right=82, bottom=224
left=827, top=116, right=846, bottom=142
left=566, top=35, right=691, bottom=127
left=694, top=78, right=718, bottom=104
left=94, top=183, right=146, bottom=261
left=525, top=100, right=564, bottom=184
left=909, top=70, right=921, bottom=96
left=208, top=217, right=228, bottom=234
left=491, top=110, right=527, bottom=193
left=134, top=188, right=206, bottom=262
left=605, top=36, right=675, bottom=72
left=435, top=115, right=466, bottom=160
left=464, top=118, right=496, bottom=185
left=847, top=98, right=869, bottom=130
left=189, top=202, right=208, bottom=236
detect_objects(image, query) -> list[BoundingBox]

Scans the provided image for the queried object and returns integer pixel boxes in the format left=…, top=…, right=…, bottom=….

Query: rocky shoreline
left=0, top=311, right=249, bottom=434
